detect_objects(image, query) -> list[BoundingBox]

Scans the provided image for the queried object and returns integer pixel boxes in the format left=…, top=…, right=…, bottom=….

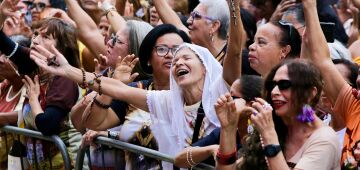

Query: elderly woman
left=215, top=60, right=340, bottom=170
left=76, top=24, right=191, bottom=169
left=0, top=0, right=85, bottom=168
left=248, top=21, right=301, bottom=77
left=30, top=2, right=242, bottom=169
left=153, top=0, right=229, bottom=62
left=301, top=0, right=360, bottom=168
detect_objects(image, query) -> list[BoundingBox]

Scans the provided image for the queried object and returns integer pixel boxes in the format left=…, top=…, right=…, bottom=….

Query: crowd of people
left=0, top=0, right=359, bottom=169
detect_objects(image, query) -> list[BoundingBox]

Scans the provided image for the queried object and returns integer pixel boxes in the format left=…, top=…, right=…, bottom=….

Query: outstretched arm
left=222, top=0, right=244, bottom=85
left=152, top=0, right=189, bottom=35
left=30, top=45, right=150, bottom=112
left=302, top=0, right=346, bottom=104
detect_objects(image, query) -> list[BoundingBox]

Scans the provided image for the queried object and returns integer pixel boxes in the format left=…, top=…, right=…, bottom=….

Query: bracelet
left=7, top=43, right=18, bottom=58
left=216, top=148, right=237, bottom=165
left=92, top=94, right=111, bottom=109
left=78, top=68, right=88, bottom=89
left=108, top=130, right=118, bottom=140
left=230, top=0, right=237, bottom=26
left=93, top=74, right=103, bottom=95
left=186, top=148, right=197, bottom=167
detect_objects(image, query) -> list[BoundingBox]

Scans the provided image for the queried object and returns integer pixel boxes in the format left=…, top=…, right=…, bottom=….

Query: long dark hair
left=238, top=59, right=323, bottom=169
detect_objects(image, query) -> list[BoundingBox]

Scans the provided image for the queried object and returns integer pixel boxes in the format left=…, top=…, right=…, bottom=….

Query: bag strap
left=191, top=102, right=205, bottom=144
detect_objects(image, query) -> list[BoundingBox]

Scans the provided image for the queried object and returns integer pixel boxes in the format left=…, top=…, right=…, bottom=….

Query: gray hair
left=126, top=20, right=153, bottom=57
left=199, top=0, right=229, bottom=40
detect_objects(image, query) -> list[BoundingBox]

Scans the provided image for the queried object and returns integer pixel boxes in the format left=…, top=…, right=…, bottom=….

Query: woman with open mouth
left=29, top=0, right=243, bottom=169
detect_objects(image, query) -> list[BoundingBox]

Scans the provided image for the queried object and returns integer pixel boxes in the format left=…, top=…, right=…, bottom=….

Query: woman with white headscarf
left=29, top=1, right=243, bottom=168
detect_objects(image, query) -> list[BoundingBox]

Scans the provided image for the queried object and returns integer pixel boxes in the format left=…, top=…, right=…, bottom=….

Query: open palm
left=29, top=45, right=70, bottom=77
left=112, top=54, right=139, bottom=84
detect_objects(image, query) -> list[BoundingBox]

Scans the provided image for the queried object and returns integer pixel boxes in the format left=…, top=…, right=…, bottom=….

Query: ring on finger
left=47, top=55, right=60, bottom=66
left=262, top=103, right=273, bottom=110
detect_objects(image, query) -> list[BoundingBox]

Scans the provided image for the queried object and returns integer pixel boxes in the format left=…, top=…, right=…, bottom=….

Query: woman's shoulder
left=306, top=126, right=339, bottom=148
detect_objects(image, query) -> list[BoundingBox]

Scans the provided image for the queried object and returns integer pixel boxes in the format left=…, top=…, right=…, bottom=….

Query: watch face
left=268, top=147, right=276, bottom=156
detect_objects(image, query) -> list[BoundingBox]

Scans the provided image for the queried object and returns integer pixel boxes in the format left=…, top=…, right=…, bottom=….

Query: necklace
left=6, top=85, right=23, bottom=102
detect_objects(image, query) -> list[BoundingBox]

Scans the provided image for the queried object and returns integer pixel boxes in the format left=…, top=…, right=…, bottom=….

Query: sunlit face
left=30, top=0, right=50, bottom=22
left=171, top=47, right=206, bottom=88
left=31, top=28, right=57, bottom=51
left=249, top=23, right=284, bottom=76
left=187, top=4, right=214, bottom=46
left=270, top=65, right=293, bottom=117
left=79, top=0, right=99, bottom=11
left=106, top=29, right=129, bottom=68
left=150, top=33, right=184, bottom=80
left=149, top=6, right=160, bottom=27
left=98, top=16, right=110, bottom=38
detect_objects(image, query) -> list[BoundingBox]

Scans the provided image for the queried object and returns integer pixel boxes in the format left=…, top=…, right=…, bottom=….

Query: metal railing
left=75, top=136, right=215, bottom=170
left=0, top=125, right=71, bottom=170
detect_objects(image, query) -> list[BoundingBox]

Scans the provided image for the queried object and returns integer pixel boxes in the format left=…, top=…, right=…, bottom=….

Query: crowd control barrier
left=0, top=125, right=71, bottom=170
left=75, top=136, right=215, bottom=170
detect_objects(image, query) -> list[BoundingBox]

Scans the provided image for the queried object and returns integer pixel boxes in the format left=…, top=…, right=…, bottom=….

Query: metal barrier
left=0, top=125, right=72, bottom=170
left=75, top=136, right=215, bottom=170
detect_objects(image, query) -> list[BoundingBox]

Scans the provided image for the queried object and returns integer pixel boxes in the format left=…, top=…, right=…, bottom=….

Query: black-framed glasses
left=154, top=45, right=179, bottom=57
left=265, top=79, right=292, bottom=91
left=189, top=11, right=215, bottom=23
left=110, top=33, right=127, bottom=46
left=29, top=2, right=48, bottom=12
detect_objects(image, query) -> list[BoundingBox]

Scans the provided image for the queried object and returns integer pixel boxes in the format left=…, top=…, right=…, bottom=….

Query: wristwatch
left=263, top=144, right=281, bottom=157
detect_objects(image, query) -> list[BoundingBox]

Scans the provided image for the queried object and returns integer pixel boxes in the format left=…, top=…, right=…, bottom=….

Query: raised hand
left=112, top=54, right=139, bottom=84
left=29, top=45, right=70, bottom=77
left=270, top=0, right=297, bottom=22
left=214, top=93, right=248, bottom=131
left=0, top=0, right=21, bottom=18
left=250, top=98, right=275, bottom=135
left=22, top=75, right=40, bottom=102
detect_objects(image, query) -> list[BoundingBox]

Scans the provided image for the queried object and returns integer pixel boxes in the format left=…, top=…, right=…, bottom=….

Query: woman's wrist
left=261, top=129, right=279, bottom=145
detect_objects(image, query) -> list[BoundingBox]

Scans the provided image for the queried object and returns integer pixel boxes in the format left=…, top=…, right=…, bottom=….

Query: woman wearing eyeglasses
left=215, top=59, right=340, bottom=170
left=28, top=0, right=50, bottom=23
left=29, top=1, right=242, bottom=169
left=75, top=24, right=191, bottom=170
left=152, top=0, right=229, bottom=63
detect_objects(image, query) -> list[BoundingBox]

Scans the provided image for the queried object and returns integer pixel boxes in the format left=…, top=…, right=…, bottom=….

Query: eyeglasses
left=265, top=79, right=292, bottom=91
left=189, top=11, right=215, bottom=23
left=29, top=2, right=48, bottom=12
left=110, top=33, right=127, bottom=46
left=154, top=45, right=179, bottom=57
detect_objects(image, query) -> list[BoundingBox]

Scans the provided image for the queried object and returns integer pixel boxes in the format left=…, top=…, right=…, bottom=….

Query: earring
left=209, top=32, right=214, bottom=42
left=296, top=104, right=315, bottom=123
left=147, top=62, right=151, bottom=66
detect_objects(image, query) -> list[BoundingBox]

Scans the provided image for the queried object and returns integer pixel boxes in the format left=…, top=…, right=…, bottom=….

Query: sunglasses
left=265, top=79, right=292, bottom=91
left=189, top=11, right=215, bottom=23
left=29, top=2, right=48, bottom=12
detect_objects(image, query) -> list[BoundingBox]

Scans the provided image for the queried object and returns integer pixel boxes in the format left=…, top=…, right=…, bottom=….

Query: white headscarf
left=147, top=43, right=229, bottom=168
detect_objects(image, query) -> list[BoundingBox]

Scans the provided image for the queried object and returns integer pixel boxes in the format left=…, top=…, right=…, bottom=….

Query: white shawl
left=147, top=43, right=229, bottom=169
